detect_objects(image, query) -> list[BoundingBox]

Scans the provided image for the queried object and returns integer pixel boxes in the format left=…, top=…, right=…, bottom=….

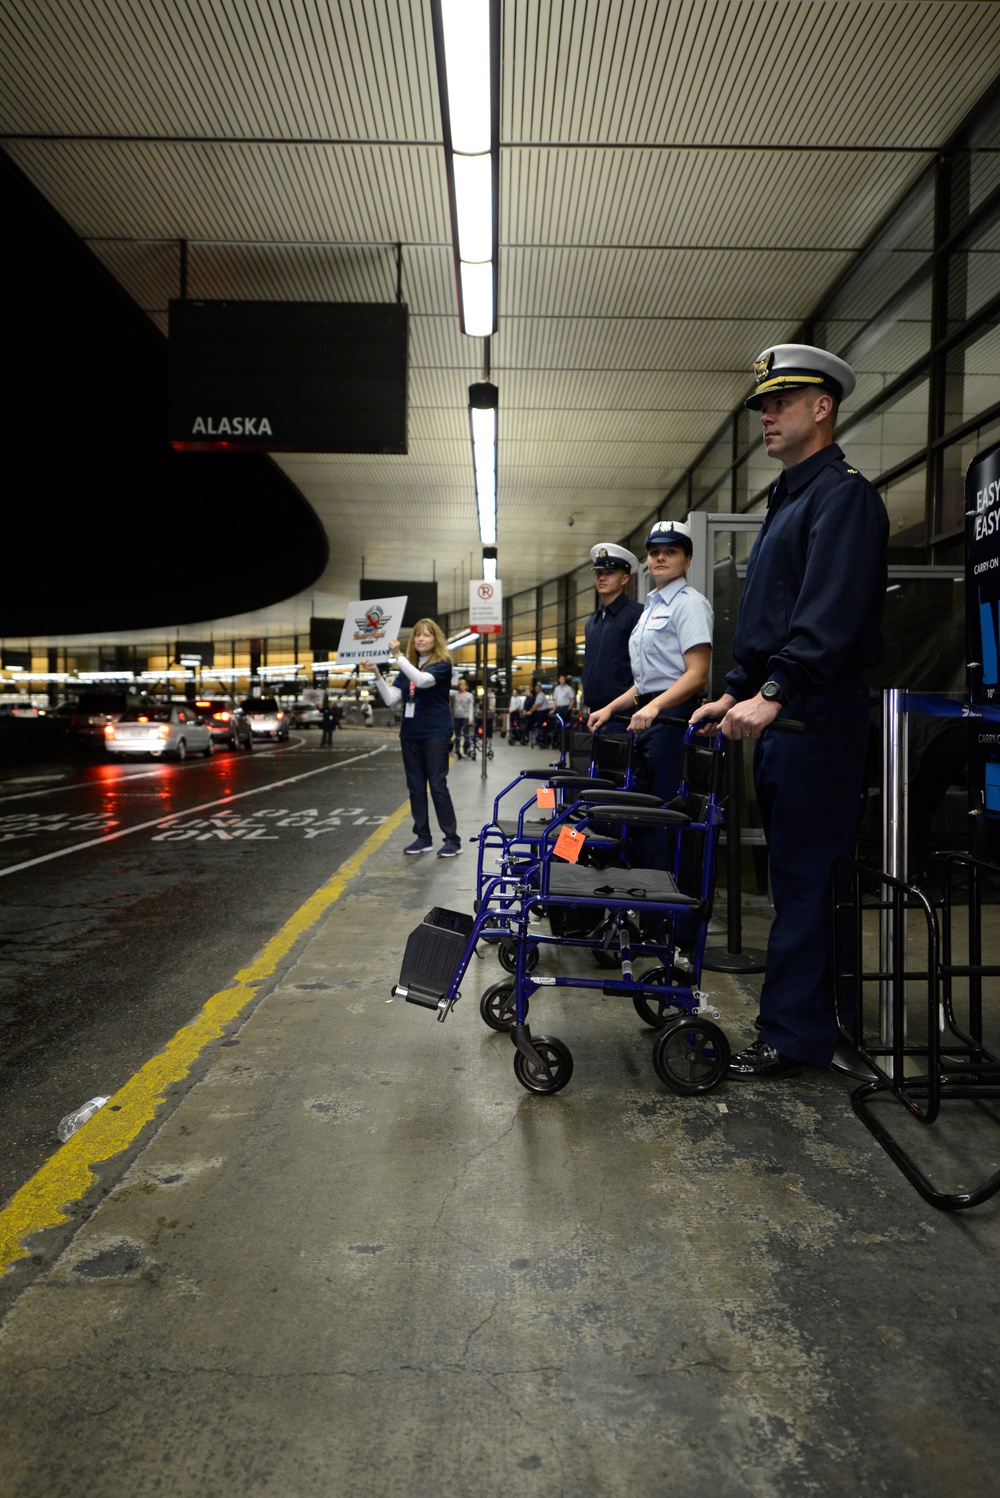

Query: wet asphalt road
left=0, top=730, right=406, bottom=1206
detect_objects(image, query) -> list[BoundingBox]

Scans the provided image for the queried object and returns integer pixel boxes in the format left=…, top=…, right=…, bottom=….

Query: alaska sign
left=168, top=300, right=408, bottom=454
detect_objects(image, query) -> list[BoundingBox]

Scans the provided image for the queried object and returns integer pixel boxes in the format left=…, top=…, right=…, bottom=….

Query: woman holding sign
left=363, top=619, right=461, bottom=858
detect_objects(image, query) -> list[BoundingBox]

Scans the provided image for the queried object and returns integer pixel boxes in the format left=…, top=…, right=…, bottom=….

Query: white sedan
left=104, top=705, right=214, bottom=761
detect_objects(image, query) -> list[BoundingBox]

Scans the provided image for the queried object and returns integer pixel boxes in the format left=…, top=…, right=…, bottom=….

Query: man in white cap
left=582, top=542, right=643, bottom=713
left=693, top=344, right=889, bottom=1079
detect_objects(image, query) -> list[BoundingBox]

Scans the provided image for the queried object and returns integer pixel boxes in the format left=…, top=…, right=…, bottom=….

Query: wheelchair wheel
left=513, top=1035, right=573, bottom=1095
left=632, top=966, right=688, bottom=1029
left=480, top=981, right=525, bottom=1032
left=591, top=913, right=640, bottom=969
left=652, top=1018, right=730, bottom=1095
left=497, top=940, right=539, bottom=975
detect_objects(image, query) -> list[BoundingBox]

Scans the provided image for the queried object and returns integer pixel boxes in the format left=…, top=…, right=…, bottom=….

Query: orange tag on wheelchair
left=553, top=825, right=586, bottom=862
left=535, top=786, right=556, bottom=809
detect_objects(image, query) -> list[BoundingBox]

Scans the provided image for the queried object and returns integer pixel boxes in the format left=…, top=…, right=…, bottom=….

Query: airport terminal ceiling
left=2, top=0, right=1000, bottom=647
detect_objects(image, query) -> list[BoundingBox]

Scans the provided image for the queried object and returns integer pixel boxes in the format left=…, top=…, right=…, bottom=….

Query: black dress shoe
left=727, top=1038, right=803, bottom=1079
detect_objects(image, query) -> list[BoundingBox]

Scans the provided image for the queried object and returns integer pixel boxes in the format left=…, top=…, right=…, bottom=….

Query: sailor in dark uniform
left=693, top=343, right=889, bottom=1078
left=581, top=543, right=642, bottom=712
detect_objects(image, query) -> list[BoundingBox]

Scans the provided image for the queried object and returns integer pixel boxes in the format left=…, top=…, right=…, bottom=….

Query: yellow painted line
left=0, top=795, right=411, bottom=1276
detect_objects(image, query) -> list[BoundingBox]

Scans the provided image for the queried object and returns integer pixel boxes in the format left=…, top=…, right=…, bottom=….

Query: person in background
left=692, top=343, right=889, bottom=1079
left=450, top=677, right=475, bottom=758
left=320, top=696, right=336, bottom=747
left=553, top=675, right=575, bottom=715
left=362, top=618, right=461, bottom=857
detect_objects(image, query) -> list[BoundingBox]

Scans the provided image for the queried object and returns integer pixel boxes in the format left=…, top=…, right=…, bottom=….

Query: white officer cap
left=644, top=520, right=693, bottom=555
left=745, top=343, right=856, bottom=409
left=590, top=542, right=640, bottom=574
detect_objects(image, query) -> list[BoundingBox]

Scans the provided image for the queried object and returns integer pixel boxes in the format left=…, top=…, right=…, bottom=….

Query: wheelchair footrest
left=395, top=906, right=476, bottom=1004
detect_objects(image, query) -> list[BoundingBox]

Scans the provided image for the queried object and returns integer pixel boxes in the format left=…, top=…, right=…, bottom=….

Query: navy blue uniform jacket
left=726, top=444, right=889, bottom=702
left=583, top=594, right=643, bottom=709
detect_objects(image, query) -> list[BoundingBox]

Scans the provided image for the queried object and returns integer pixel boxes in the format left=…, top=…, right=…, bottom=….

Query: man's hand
left=588, top=705, right=613, bottom=733
left=691, top=694, right=736, bottom=734
left=716, top=694, right=782, bottom=742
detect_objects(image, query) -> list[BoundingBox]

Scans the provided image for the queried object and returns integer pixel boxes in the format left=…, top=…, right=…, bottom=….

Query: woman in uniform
left=587, top=520, right=713, bottom=863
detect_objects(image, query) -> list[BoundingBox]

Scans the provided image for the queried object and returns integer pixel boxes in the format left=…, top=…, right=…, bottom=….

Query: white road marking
left=0, top=745, right=389, bottom=879
left=0, top=736, right=305, bottom=805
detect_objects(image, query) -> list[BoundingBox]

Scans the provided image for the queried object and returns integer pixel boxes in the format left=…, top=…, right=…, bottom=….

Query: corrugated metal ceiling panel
left=1, top=0, right=997, bottom=635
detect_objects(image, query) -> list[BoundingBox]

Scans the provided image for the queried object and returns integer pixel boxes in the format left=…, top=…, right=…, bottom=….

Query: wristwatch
left=760, top=680, right=789, bottom=706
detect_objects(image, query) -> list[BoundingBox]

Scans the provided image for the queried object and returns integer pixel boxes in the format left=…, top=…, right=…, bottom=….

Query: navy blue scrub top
left=394, top=659, right=453, bottom=739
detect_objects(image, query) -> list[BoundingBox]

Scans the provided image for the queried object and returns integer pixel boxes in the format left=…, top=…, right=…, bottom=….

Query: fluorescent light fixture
left=459, top=255, right=494, bottom=338
left=431, top=0, right=499, bottom=338
left=448, top=632, right=478, bottom=650
left=469, top=382, right=498, bottom=548
left=438, top=0, right=492, bottom=152
left=483, top=555, right=498, bottom=582
left=452, top=154, right=493, bottom=262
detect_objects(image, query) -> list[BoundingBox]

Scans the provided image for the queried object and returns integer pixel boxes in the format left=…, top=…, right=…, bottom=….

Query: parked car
left=104, top=704, right=214, bottom=761
left=193, top=699, right=253, bottom=751
left=65, top=690, right=146, bottom=749
left=240, top=697, right=289, bottom=741
left=286, top=699, right=322, bottom=728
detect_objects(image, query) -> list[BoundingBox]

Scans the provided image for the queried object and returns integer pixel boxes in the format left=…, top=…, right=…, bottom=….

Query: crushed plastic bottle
left=56, top=1096, right=111, bottom=1143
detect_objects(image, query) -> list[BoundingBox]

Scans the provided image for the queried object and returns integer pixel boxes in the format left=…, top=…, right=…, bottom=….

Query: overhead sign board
left=168, top=300, right=408, bottom=454
left=335, top=596, right=408, bottom=664
left=469, top=579, right=502, bottom=633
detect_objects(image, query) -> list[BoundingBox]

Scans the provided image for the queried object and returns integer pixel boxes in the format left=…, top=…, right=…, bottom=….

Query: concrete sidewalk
left=0, top=737, right=997, bottom=1497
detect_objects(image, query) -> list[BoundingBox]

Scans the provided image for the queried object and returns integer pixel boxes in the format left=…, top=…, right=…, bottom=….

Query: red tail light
left=104, top=724, right=115, bottom=740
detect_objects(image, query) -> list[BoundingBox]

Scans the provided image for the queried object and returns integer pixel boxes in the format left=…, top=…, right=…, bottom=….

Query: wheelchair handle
left=682, top=714, right=805, bottom=735
left=585, top=804, right=690, bottom=827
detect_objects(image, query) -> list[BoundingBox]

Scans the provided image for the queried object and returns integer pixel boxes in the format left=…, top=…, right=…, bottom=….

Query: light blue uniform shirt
left=629, top=577, right=713, bottom=693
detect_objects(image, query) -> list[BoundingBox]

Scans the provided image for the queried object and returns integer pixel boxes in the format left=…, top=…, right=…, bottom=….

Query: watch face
left=762, top=682, right=782, bottom=701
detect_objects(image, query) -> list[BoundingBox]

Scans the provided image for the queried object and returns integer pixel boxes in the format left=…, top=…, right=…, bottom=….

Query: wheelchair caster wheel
left=652, top=1017, right=730, bottom=1095
left=480, top=981, right=524, bottom=1032
left=632, top=966, right=688, bottom=1029
left=498, top=940, right=539, bottom=975
left=513, top=1035, right=573, bottom=1095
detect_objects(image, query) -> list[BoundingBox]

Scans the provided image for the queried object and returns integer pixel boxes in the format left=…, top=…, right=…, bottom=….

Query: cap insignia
left=753, top=351, right=774, bottom=384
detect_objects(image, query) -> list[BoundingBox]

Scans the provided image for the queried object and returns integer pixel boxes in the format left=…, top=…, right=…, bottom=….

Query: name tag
left=405, top=703, right=415, bottom=717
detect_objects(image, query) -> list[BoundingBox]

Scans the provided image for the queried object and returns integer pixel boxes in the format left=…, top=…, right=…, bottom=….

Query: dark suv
left=193, top=699, right=254, bottom=752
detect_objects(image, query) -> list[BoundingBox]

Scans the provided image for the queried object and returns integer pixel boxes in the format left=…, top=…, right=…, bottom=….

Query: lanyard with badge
left=405, top=678, right=416, bottom=718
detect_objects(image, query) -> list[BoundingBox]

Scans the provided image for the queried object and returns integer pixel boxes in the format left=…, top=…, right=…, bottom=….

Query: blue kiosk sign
left=967, top=441, right=1000, bottom=861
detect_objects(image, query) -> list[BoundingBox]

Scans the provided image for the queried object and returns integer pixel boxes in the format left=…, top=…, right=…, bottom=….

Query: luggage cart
left=833, top=853, right=1000, bottom=1210
left=394, top=729, right=730, bottom=1097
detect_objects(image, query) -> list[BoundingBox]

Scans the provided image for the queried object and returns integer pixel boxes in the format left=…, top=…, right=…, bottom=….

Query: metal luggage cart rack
left=833, top=853, right=1000, bottom=1211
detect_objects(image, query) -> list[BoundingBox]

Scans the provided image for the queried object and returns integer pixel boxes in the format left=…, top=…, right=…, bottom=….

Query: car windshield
left=120, top=709, right=172, bottom=723
left=78, top=694, right=129, bottom=714
left=242, top=699, right=277, bottom=712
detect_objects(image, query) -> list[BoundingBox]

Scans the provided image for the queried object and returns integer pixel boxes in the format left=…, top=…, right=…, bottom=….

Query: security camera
left=567, top=516, right=575, bottom=527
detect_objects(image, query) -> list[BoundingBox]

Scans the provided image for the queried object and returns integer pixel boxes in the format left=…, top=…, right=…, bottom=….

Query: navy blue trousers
left=631, top=704, right=694, bottom=870
left=754, top=681, right=870, bottom=1066
left=401, top=736, right=457, bottom=843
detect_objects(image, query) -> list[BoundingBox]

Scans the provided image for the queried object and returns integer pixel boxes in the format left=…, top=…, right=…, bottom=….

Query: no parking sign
left=469, top=579, right=502, bottom=633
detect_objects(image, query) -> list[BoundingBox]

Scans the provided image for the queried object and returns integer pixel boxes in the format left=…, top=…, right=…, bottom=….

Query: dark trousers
left=754, top=681, right=869, bottom=1067
left=401, top=735, right=457, bottom=843
left=452, top=716, right=472, bottom=754
left=631, top=704, right=694, bottom=869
